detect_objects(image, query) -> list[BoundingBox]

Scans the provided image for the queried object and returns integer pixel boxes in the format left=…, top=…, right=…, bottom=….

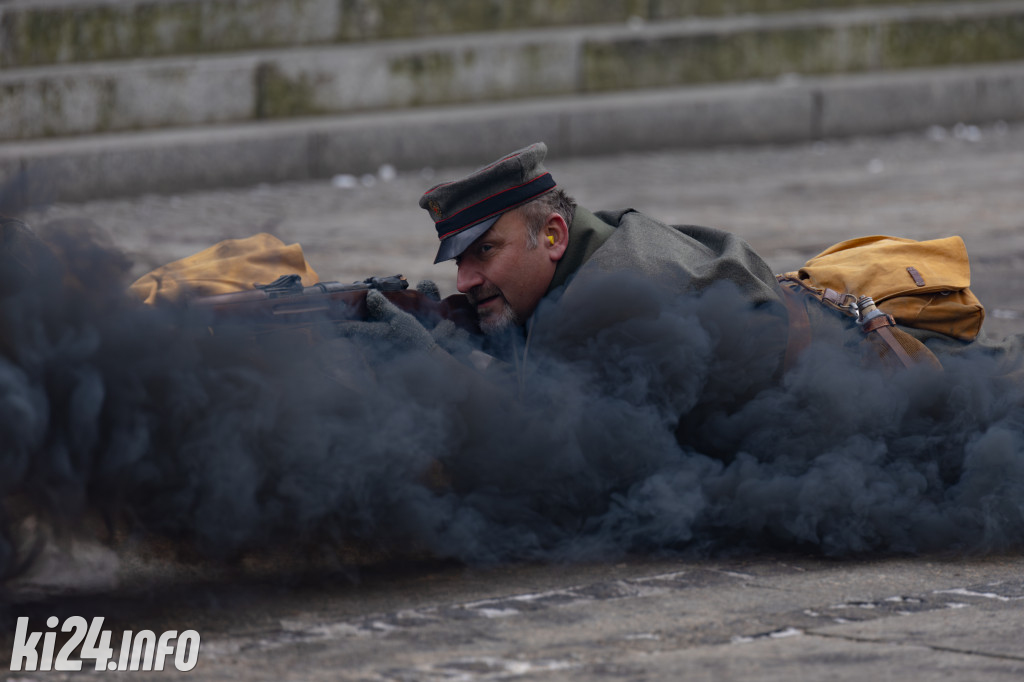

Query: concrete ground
left=23, top=118, right=1024, bottom=337
left=7, top=122, right=1024, bottom=680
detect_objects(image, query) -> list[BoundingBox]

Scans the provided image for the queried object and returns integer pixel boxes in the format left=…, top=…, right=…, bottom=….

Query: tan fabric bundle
left=129, top=233, right=319, bottom=306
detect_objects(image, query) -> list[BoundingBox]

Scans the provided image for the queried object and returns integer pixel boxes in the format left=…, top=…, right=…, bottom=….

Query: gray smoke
left=2, top=218, right=1024, bottom=581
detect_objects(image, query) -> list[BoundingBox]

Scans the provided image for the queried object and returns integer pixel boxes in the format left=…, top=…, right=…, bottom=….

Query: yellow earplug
left=547, top=235, right=555, bottom=245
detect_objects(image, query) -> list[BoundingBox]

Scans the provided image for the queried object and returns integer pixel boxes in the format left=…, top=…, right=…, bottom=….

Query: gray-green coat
left=525, top=207, right=790, bottom=456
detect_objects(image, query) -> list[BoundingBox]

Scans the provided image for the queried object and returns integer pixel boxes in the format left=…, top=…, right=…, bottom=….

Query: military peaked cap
left=420, top=142, right=557, bottom=263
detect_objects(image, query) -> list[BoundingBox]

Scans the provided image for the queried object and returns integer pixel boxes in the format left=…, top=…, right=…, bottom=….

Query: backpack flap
left=795, top=235, right=985, bottom=341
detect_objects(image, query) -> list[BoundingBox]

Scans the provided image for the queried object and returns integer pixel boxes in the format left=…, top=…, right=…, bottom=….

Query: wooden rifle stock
left=188, top=274, right=480, bottom=337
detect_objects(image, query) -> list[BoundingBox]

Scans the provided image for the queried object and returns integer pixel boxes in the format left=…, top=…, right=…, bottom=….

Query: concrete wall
left=4, top=62, right=1022, bottom=205
left=1, top=0, right=1023, bottom=202
left=2, top=2, right=1023, bottom=141
left=1, top=0, right=968, bottom=68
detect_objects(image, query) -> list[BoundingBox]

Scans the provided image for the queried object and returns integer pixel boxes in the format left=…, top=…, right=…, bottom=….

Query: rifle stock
left=188, top=274, right=480, bottom=338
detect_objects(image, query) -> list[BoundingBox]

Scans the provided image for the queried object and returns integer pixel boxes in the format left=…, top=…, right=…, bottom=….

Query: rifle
left=188, top=273, right=480, bottom=340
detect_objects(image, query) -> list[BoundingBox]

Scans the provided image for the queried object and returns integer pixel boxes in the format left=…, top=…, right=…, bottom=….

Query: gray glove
left=413, top=280, right=474, bottom=353
left=429, top=318, right=471, bottom=354
left=337, top=288, right=436, bottom=352
left=415, top=279, right=441, bottom=302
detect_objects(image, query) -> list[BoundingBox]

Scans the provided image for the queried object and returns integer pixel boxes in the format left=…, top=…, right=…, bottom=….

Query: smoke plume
left=2, top=217, right=1024, bottom=582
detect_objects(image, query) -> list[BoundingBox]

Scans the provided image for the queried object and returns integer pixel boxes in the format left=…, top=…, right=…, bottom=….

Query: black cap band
left=421, top=142, right=555, bottom=263
left=434, top=172, right=556, bottom=240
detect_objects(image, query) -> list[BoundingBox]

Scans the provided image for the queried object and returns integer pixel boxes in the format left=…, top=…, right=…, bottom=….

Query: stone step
left=2, top=1, right=1022, bottom=142
left=1, top=0, right=967, bottom=69
left=3, top=61, right=1022, bottom=206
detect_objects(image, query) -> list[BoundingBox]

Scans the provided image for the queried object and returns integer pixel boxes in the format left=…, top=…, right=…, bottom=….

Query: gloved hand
left=429, top=318, right=470, bottom=354
left=413, top=279, right=478, bottom=354
left=415, top=279, right=441, bottom=302
left=337, top=289, right=436, bottom=352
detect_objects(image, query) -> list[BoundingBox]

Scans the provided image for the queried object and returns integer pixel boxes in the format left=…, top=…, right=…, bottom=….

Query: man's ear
left=543, top=213, right=569, bottom=262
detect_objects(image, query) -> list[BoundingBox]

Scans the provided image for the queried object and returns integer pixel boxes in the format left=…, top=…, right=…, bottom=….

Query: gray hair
left=517, top=189, right=577, bottom=248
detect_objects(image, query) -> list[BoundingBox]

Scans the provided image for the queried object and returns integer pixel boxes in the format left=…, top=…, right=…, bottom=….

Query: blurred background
left=2, top=0, right=1023, bottom=204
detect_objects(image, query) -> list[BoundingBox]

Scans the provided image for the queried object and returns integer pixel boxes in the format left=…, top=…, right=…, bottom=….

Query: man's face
left=454, top=208, right=560, bottom=334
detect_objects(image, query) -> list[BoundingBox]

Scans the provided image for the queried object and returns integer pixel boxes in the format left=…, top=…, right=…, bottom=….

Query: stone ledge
left=2, top=1, right=1023, bottom=142
left=2, top=62, right=1022, bottom=206
left=0, top=0, right=969, bottom=68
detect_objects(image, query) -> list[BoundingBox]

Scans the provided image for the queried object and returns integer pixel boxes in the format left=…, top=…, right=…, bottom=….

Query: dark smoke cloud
left=2, top=218, right=1024, bottom=581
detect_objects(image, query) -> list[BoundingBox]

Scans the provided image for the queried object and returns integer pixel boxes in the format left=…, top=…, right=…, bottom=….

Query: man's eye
left=478, top=244, right=493, bottom=255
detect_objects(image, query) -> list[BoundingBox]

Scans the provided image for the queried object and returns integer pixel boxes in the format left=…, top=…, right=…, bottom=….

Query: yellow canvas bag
left=782, top=235, right=984, bottom=342
left=130, top=233, right=319, bottom=306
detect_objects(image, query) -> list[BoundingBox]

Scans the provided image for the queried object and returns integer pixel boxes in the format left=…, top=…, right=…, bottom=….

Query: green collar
left=546, top=207, right=616, bottom=294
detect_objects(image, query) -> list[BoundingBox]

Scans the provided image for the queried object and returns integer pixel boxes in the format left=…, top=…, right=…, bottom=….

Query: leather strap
left=861, top=313, right=896, bottom=333
left=776, top=274, right=941, bottom=372
left=778, top=283, right=813, bottom=371
left=906, top=266, right=926, bottom=287
left=874, top=325, right=917, bottom=368
left=822, top=288, right=847, bottom=307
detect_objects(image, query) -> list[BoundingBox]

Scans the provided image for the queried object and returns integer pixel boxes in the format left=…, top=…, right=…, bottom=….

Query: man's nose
left=456, top=262, right=484, bottom=294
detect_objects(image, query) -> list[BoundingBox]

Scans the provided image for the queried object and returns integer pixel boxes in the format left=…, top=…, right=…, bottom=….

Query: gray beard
left=479, top=298, right=520, bottom=335
left=468, top=284, right=522, bottom=335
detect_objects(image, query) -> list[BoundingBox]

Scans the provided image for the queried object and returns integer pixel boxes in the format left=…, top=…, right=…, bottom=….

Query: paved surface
left=7, top=124, right=1024, bottom=679
left=23, top=118, right=1024, bottom=336
left=7, top=552, right=1024, bottom=681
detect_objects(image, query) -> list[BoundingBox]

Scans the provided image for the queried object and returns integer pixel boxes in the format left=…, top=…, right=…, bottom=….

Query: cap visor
left=433, top=215, right=500, bottom=264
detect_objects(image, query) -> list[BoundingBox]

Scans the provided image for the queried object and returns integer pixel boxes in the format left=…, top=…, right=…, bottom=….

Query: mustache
left=467, top=284, right=503, bottom=306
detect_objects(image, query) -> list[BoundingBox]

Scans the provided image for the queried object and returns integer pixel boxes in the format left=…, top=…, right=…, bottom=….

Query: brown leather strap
left=873, top=325, right=917, bottom=368
left=778, top=284, right=813, bottom=371
left=822, top=288, right=846, bottom=307
left=861, top=313, right=896, bottom=333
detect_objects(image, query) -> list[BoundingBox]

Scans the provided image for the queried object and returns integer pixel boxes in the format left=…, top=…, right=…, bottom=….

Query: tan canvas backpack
left=776, top=235, right=985, bottom=370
